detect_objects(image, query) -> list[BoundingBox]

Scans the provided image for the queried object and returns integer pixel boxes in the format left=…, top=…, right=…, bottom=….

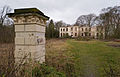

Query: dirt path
left=67, top=40, right=100, bottom=77
left=82, top=56, right=98, bottom=77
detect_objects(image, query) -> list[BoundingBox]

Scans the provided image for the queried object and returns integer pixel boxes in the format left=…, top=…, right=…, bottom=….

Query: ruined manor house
left=59, top=26, right=105, bottom=39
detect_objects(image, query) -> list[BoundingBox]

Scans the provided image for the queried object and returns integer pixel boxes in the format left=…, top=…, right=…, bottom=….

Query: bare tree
left=75, top=14, right=96, bottom=27
left=0, top=5, right=14, bottom=43
left=99, top=6, right=120, bottom=39
left=55, top=21, right=67, bottom=30
left=0, top=5, right=12, bottom=27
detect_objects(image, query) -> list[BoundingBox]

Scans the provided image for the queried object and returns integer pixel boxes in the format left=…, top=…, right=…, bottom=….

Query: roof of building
left=7, top=8, right=49, bottom=20
left=60, top=25, right=94, bottom=28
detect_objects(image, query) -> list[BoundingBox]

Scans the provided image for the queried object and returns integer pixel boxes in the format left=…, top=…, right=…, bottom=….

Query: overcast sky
left=0, top=0, right=119, bottom=24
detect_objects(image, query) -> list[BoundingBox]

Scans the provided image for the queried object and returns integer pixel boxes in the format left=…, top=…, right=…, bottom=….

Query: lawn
left=46, top=39, right=120, bottom=77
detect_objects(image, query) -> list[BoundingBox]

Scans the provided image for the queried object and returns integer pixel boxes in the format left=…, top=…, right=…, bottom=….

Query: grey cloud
left=0, top=0, right=119, bottom=24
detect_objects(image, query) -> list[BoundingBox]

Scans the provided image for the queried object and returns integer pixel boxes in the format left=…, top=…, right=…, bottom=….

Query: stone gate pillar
left=7, top=8, right=49, bottom=63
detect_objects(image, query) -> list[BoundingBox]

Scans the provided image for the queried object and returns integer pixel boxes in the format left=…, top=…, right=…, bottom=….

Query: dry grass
left=1, top=39, right=120, bottom=77
left=0, top=43, right=14, bottom=76
left=0, top=39, right=69, bottom=77
left=0, top=43, right=14, bottom=65
left=46, top=39, right=76, bottom=77
left=46, top=39, right=69, bottom=67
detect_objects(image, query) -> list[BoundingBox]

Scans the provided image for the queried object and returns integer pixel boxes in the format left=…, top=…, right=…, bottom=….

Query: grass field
left=46, top=39, right=120, bottom=77
left=0, top=39, right=120, bottom=77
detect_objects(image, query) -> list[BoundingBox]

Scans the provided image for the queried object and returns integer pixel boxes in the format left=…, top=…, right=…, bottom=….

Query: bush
left=0, top=26, right=14, bottom=43
left=76, top=36, right=91, bottom=41
left=102, top=58, right=120, bottom=77
left=61, top=34, right=72, bottom=39
left=32, top=64, right=65, bottom=77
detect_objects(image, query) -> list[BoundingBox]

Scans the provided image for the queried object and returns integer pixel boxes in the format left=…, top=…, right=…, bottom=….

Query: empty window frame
left=96, top=33, right=99, bottom=37
left=82, top=28, right=84, bottom=31
left=85, top=32, right=87, bottom=36
left=75, top=33, right=77, bottom=36
left=89, top=28, right=91, bottom=31
left=81, top=33, right=84, bottom=36
left=71, top=27, right=73, bottom=31
left=85, top=28, right=87, bottom=31
left=63, top=33, right=65, bottom=36
left=61, top=33, right=62, bottom=37
left=89, top=33, right=91, bottom=36
left=66, top=33, right=69, bottom=36
left=66, top=28, right=68, bottom=31
left=97, top=28, right=99, bottom=31
left=75, top=27, right=77, bottom=31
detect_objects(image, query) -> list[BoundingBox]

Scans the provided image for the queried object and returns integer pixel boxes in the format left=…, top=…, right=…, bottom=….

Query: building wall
left=59, top=26, right=105, bottom=39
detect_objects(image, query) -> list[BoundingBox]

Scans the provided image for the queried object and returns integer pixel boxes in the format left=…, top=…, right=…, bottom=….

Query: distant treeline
left=0, top=5, right=119, bottom=42
left=45, top=20, right=59, bottom=39
left=75, top=6, right=120, bottom=39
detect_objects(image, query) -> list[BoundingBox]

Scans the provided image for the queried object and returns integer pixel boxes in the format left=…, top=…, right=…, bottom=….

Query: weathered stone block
left=25, top=37, right=37, bottom=45
left=15, top=37, right=25, bottom=45
left=36, top=25, right=45, bottom=32
left=25, top=25, right=36, bottom=31
left=25, top=24, right=45, bottom=32
left=15, top=25, right=24, bottom=32
left=16, top=32, right=25, bottom=37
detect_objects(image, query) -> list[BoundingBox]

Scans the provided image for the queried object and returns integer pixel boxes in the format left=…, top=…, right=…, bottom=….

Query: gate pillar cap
left=7, top=8, right=49, bottom=20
